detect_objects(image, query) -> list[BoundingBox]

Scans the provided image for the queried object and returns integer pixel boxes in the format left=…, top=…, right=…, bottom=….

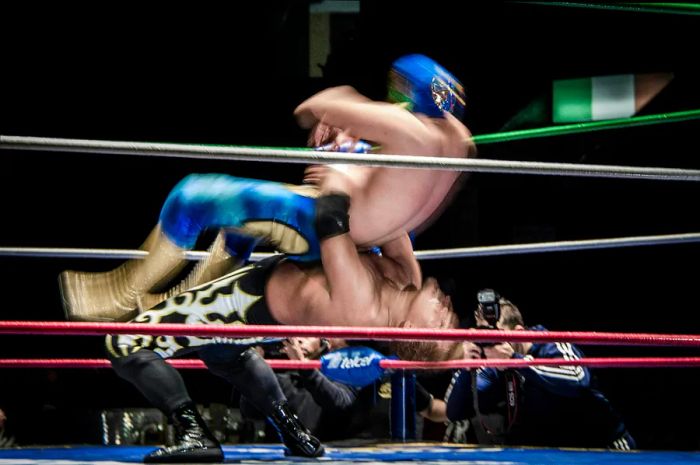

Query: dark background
left=1, top=1, right=699, bottom=449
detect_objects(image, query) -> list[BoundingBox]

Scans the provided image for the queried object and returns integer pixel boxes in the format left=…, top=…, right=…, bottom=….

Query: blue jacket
left=446, top=325, right=632, bottom=448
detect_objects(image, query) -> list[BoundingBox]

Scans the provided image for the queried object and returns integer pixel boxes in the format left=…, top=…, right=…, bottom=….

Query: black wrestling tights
left=200, top=346, right=286, bottom=417
left=110, top=350, right=192, bottom=415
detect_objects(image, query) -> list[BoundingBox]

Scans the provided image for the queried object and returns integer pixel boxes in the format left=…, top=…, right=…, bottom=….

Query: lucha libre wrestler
left=64, top=55, right=473, bottom=463
left=106, top=197, right=462, bottom=462
left=60, top=53, right=474, bottom=322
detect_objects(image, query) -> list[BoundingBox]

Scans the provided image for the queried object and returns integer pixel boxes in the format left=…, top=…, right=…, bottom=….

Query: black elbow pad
left=315, top=193, right=351, bottom=240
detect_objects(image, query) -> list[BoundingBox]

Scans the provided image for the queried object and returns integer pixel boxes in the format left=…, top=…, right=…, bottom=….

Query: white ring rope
left=2, top=135, right=700, bottom=181
left=1, top=232, right=698, bottom=261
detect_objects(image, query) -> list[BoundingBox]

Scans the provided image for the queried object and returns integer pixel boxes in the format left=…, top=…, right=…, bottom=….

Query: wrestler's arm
left=313, top=166, right=421, bottom=291
left=294, top=86, right=372, bottom=129
left=379, top=233, right=422, bottom=288
left=312, top=179, right=380, bottom=319
left=318, top=232, right=379, bottom=320
left=294, top=87, right=433, bottom=149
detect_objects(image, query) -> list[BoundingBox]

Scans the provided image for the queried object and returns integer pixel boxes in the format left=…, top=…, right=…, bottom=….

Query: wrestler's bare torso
left=265, top=253, right=412, bottom=327
left=343, top=112, right=472, bottom=247
left=295, top=86, right=475, bottom=248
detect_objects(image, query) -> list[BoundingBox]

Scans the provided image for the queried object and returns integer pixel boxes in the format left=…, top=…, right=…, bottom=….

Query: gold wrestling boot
left=59, top=226, right=189, bottom=321
left=136, top=230, right=243, bottom=311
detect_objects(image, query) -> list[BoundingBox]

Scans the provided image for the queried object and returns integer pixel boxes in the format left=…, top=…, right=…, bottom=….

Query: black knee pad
left=110, top=348, right=162, bottom=370
left=108, top=349, right=163, bottom=365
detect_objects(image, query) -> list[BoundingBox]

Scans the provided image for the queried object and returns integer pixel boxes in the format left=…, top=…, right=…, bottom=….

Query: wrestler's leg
left=137, top=230, right=258, bottom=311
left=105, top=295, right=234, bottom=463
left=158, top=174, right=319, bottom=258
left=109, top=349, right=191, bottom=415
left=61, top=174, right=319, bottom=322
left=200, top=346, right=324, bottom=457
left=108, top=347, right=223, bottom=463
left=60, top=225, right=188, bottom=322
left=105, top=300, right=208, bottom=418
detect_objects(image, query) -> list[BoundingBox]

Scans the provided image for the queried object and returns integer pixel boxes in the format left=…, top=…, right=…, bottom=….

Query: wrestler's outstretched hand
left=303, top=164, right=328, bottom=186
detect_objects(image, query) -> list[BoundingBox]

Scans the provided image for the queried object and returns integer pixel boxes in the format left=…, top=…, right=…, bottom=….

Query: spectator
left=445, top=294, right=635, bottom=450
left=242, top=338, right=446, bottom=442
left=0, top=408, right=15, bottom=448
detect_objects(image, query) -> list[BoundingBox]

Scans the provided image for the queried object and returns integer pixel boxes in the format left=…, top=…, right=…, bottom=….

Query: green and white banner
left=554, top=74, right=638, bottom=122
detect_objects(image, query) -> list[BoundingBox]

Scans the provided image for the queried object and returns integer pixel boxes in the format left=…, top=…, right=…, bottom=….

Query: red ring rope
left=1, top=357, right=699, bottom=370
left=1, top=321, right=699, bottom=347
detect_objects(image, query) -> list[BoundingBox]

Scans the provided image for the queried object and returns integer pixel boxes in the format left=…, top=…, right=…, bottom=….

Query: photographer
left=445, top=291, right=635, bottom=450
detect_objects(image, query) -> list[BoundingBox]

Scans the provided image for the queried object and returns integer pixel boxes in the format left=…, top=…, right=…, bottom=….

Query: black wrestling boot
left=269, top=401, right=325, bottom=457
left=145, top=403, right=223, bottom=463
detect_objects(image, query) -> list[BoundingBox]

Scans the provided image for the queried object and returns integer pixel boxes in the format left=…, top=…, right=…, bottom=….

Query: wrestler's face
left=405, top=278, right=459, bottom=330
left=397, top=278, right=460, bottom=360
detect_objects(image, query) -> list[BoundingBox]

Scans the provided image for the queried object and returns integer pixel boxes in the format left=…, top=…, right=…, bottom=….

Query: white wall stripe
left=592, top=74, right=635, bottom=120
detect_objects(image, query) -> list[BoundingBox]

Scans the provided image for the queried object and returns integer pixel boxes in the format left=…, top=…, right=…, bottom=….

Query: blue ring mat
left=0, top=443, right=698, bottom=464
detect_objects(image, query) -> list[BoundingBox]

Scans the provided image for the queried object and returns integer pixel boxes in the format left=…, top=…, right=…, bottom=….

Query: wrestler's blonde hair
left=390, top=339, right=461, bottom=362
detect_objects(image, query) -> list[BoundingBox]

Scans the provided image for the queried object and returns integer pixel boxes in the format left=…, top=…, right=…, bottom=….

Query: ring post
left=390, top=370, right=416, bottom=440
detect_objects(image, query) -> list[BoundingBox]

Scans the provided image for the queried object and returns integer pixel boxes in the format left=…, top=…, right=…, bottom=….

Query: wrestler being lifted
left=64, top=55, right=475, bottom=463
left=60, top=54, right=474, bottom=323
